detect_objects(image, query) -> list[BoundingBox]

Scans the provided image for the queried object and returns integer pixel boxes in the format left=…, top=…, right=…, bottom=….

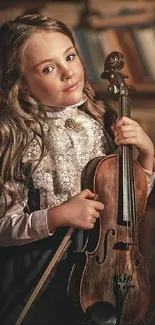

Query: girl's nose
left=61, top=64, right=74, bottom=80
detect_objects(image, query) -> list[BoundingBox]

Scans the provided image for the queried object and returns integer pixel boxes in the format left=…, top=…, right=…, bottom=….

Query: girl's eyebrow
left=33, top=46, right=74, bottom=69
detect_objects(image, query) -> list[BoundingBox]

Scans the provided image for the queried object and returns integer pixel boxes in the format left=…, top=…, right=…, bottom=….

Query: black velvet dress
left=0, top=187, right=81, bottom=325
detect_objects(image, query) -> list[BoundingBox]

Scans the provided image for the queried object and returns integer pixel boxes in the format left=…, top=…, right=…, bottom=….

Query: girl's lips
left=63, top=82, right=78, bottom=92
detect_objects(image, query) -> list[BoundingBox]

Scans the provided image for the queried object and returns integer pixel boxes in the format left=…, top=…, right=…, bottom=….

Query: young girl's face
left=22, top=31, right=85, bottom=108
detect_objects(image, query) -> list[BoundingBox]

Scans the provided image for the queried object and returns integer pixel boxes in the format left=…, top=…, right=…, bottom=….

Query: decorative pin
left=65, top=118, right=77, bottom=129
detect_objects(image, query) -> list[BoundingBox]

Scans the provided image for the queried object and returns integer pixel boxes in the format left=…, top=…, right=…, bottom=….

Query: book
left=73, top=27, right=97, bottom=83
left=115, top=29, right=151, bottom=84
left=80, top=28, right=106, bottom=84
left=132, top=27, right=155, bottom=83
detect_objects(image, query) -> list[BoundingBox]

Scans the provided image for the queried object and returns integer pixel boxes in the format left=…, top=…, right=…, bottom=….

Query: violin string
left=129, top=147, right=138, bottom=325
left=125, top=145, right=136, bottom=325
left=126, top=145, right=130, bottom=246
left=127, top=148, right=130, bottom=246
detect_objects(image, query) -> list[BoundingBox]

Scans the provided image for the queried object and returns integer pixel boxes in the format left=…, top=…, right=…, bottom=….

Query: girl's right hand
left=47, top=189, right=104, bottom=232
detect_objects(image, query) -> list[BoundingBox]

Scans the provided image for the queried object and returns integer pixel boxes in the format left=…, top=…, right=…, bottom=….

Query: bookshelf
left=88, top=11, right=155, bottom=28
left=69, top=0, right=155, bottom=99
left=94, top=83, right=155, bottom=99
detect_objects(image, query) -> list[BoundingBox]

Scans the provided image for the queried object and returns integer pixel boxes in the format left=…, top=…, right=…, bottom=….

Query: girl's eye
left=66, top=53, right=76, bottom=62
left=42, top=66, right=54, bottom=74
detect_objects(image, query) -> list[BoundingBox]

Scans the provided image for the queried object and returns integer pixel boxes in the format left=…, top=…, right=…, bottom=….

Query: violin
left=67, top=51, right=149, bottom=325
left=15, top=52, right=149, bottom=325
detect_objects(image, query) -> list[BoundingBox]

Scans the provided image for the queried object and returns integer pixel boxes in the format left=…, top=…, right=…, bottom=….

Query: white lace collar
left=45, top=94, right=87, bottom=119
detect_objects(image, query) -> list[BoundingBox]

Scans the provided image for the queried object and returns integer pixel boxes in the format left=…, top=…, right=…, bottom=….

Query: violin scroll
left=104, top=51, right=125, bottom=71
left=101, top=51, right=135, bottom=100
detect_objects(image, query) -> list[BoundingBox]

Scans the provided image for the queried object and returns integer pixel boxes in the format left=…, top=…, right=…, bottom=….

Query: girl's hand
left=114, top=116, right=154, bottom=171
left=47, top=189, right=104, bottom=232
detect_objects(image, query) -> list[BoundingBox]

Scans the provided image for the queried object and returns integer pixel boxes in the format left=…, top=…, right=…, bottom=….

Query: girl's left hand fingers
left=115, top=128, right=139, bottom=139
left=115, top=125, right=138, bottom=137
left=115, top=117, right=154, bottom=160
left=115, top=137, right=137, bottom=146
left=111, top=117, right=134, bottom=134
left=116, top=117, right=138, bottom=129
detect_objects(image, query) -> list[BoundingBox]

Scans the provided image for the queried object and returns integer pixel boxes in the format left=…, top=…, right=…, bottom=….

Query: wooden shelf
left=89, top=11, right=155, bottom=29
left=93, top=83, right=155, bottom=98
left=0, top=0, right=45, bottom=8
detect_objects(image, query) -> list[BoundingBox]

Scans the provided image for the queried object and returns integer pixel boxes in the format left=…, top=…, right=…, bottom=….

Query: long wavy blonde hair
left=0, top=14, right=117, bottom=214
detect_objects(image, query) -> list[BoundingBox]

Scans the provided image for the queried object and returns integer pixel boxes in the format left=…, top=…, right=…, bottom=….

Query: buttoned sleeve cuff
left=31, top=208, right=54, bottom=237
left=41, top=208, right=54, bottom=236
left=143, top=168, right=155, bottom=196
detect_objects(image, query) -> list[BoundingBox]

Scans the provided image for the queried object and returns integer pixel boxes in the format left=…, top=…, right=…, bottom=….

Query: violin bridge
left=113, top=241, right=136, bottom=250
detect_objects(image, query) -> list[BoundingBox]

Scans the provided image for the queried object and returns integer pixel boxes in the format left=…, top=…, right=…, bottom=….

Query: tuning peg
left=120, top=73, right=129, bottom=79
left=127, top=85, right=135, bottom=92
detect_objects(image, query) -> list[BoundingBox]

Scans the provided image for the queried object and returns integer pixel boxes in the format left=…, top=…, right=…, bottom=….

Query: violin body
left=68, top=155, right=149, bottom=325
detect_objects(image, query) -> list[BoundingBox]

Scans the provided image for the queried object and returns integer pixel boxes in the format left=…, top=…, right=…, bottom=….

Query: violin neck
left=118, top=95, right=136, bottom=225
left=120, top=94, right=130, bottom=118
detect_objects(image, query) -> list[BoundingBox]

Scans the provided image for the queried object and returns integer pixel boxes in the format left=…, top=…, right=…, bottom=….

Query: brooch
left=65, top=118, right=77, bottom=129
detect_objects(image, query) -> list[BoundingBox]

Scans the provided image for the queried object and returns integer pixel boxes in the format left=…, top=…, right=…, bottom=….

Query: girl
left=0, top=14, right=154, bottom=325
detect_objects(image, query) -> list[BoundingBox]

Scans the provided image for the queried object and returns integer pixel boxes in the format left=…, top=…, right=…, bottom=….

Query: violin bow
left=15, top=194, right=99, bottom=324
